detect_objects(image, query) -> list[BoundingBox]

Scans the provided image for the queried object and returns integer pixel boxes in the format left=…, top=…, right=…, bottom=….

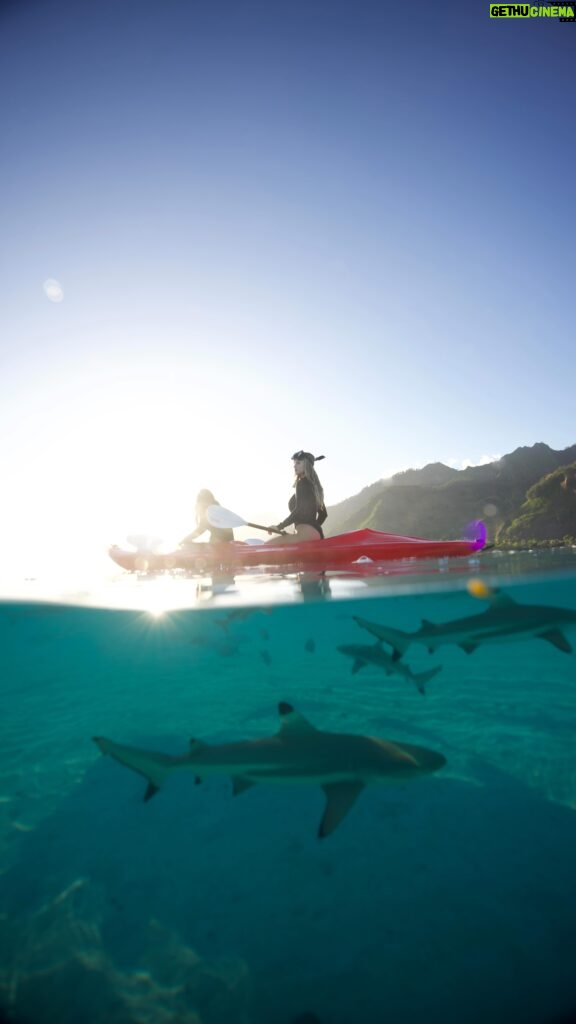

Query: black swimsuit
left=277, top=478, right=327, bottom=539
left=180, top=517, right=233, bottom=545
left=208, top=525, right=234, bottom=543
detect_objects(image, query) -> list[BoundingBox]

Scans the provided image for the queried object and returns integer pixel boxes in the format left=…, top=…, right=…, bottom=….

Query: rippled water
left=1, top=550, right=575, bottom=1024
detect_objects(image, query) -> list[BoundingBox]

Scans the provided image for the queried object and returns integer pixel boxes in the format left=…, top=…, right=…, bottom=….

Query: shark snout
left=401, top=743, right=447, bottom=773
left=420, top=750, right=447, bottom=773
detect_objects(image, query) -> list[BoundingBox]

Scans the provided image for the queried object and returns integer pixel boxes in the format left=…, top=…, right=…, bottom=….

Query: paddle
left=207, top=505, right=286, bottom=536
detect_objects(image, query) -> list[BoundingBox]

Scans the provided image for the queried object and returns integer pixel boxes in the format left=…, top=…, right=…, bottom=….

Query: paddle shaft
left=246, top=521, right=286, bottom=536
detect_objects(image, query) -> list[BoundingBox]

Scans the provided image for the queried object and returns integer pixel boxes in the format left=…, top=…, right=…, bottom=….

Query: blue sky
left=1, top=0, right=574, bottom=570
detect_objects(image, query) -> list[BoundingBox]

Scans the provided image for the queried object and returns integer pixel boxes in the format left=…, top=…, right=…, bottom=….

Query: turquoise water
left=1, top=551, right=576, bottom=1024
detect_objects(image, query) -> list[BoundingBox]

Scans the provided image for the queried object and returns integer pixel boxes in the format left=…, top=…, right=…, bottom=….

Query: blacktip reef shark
left=353, top=581, right=576, bottom=660
left=93, top=702, right=446, bottom=838
left=337, top=642, right=442, bottom=695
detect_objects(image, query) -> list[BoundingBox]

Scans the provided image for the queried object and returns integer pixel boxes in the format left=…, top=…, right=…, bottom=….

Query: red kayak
left=109, top=524, right=486, bottom=573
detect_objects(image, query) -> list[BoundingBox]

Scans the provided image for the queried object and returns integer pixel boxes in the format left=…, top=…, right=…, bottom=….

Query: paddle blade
left=206, top=505, right=246, bottom=529
left=206, top=505, right=284, bottom=534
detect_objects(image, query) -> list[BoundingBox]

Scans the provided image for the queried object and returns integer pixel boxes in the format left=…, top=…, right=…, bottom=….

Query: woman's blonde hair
left=195, top=489, right=218, bottom=524
left=294, top=460, right=324, bottom=509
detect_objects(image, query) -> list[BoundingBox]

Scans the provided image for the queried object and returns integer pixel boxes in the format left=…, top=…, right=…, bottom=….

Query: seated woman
left=179, top=489, right=234, bottom=545
left=268, top=451, right=328, bottom=544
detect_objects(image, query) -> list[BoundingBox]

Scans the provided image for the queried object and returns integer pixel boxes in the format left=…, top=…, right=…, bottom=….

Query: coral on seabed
left=0, top=878, right=252, bottom=1024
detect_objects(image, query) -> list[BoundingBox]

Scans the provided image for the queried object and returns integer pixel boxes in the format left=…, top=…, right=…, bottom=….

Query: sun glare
left=147, top=606, right=166, bottom=619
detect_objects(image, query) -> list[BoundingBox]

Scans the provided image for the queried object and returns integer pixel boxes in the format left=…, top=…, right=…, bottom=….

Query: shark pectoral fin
left=278, top=702, right=318, bottom=737
left=319, top=781, right=365, bottom=839
left=232, top=776, right=256, bottom=796
left=144, top=782, right=160, bottom=802
left=538, top=629, right=573, bottom=654
left=352, top=658, right=366, bottom=674
left=459, top=642, right=478, bottom=654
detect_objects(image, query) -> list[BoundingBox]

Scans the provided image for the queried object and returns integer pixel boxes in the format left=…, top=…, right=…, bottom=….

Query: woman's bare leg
left=266, top=524, right=321, bottom=544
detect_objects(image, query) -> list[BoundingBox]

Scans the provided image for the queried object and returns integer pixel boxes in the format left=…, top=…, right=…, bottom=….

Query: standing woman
left=268, top=451, right=328, bottom=543
left=179, top=489, right=234, bottom=545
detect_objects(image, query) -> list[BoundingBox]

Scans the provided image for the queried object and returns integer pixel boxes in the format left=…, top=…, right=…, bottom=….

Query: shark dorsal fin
left=278, top=702, right=317, bottom=737
left=421, top=619, right=436, bottom=628
left=189, top=738, right=208, bottom=752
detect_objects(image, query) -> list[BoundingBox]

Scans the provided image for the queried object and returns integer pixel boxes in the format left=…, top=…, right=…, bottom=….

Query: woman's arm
left=179, top=518, right=209, bottom=545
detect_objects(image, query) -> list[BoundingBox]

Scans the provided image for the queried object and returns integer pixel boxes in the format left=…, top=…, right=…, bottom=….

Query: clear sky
left=1, top=0, right=574, bottom=574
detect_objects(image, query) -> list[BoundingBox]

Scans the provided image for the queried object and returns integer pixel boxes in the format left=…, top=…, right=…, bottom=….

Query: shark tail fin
left=413, top=664, right=442, bottom=695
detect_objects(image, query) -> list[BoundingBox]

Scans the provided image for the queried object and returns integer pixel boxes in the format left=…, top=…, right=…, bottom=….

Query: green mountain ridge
left=325, top=442, right=576, bottom=545
left=498, top=461, right=576, bottom=544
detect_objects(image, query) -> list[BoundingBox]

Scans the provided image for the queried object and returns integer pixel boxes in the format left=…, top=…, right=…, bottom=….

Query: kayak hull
left=109, top=527, right=485, bottom=572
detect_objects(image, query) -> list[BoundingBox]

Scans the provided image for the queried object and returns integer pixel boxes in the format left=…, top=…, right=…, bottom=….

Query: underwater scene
left=1, top=551, right=576, bottom=1024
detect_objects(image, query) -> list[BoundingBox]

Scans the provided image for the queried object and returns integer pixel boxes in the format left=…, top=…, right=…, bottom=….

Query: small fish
left=93, top=702, right=446, bottom=838
left=304, top=638, right=316, bottom=654
left=214, top=634, right=242, bottom=659
left=217, top=609, right=256, bottom=631
left=353, top=589, right=576, bottom=659
left=337, top=642, right=441, bottom=695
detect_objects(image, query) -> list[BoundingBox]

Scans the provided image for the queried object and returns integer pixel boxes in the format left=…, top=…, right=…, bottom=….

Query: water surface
left=1, top=549, right=575, bottom=1024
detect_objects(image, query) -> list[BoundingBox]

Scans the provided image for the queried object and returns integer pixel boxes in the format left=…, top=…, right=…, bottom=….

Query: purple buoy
left=463, top=519, right=487, bottom=550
